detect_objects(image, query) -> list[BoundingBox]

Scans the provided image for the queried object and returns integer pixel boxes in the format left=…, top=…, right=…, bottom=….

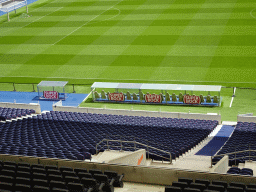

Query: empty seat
left=74, top=168, right=87, bottom=174
left=247, top=189, right=256, bottom=192
left=14, top=183, right=31, bottom=192
left=0, top=182, right=13, bottom=191
left=172, top=181, right=188, bottom=190
left=65, top=176, right=80, bottom=184
left=247, top=184, right=256, bottom=189
left=47, top=169, right=62, bottom=176
left=78, top=172, right=93, bottom=179
left=52, top=188, right=69, bottom=192
left=89, top=169, right=103, bottom=175
left=33, top=185, right=50, bottom=192
left=33, top=173, right=47, bottom=180
left=62, top=170, right=77, bottom=177
left=81, top=178, right=104, bottom=192
left=93, top=174, right=114, bottom=192
left=3, top=165, right=16, bottom=172
left=67, top=183, right=85, bottom=192
left=32, top=167, right=46, bottom=174
left=189, top=183, right=206, bottom=192
left=17, top=166, right=31, bottom=173
left=50, top=181, right=67, bottom=190
left=48, top=174, right=63, bottom=182
left=165, top=186, right=182, bottom=192
left=16, top=171, right=31, bottom=179
left=183, top=188, right=200, bottom=192
left=195, top=179, right=210, bottom=187
left=230, top=182, right=246, bottom=190
left=178, top=178, right=193, bottom=185
left=208, top=184, right=225, bottom=192
left=17, top=162, right=30, bottom=168
left=104, top=170, right=124, bottom=187
left=227, top=186, right=244, bottom=192
left=1, top=170, right=15, bottom=177
left=16, top=177, right=31, bottom=186
left=31, top=164, right=44, bottom=169
left=4, top=161, right=16, bottom=167
left=60, top=166, right=73, bottom=173
left=211, top=180, right=228, bottom=188
left=33, top=179, right=49, bottom=188
left=0, top=175, right=14, bottom=184
left=45, top=165, right=58, bottom=170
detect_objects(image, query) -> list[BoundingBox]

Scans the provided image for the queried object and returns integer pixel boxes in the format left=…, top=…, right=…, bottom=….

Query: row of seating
left=0, top=107, right=35, bottom=121
left=0, top=111, right=218, bottom=161
left=213, top=122, right=256, bottom=166
left=165, top=177, right=256, bottom=192
left=0, top=160, right=124, bottom=192
left=227, top=167, right=253, bottom=176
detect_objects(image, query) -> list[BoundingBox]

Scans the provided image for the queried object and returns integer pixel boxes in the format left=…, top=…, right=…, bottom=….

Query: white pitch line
left=52, top=0, right=124, bottom=45
left=0, top=6, right=63, bottom=37
left=229, top=87, right=236, bottom=108
left=250, top=8, right=256, bottom=19
left=0, top=76, right=255, bottom=85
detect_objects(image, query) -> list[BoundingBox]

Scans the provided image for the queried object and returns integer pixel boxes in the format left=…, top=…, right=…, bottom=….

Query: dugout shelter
left=37, top=81, right=68, bottom=100
left=91, top=82, right=222, bottom=107
left=0, top=0, right=28, bottom=21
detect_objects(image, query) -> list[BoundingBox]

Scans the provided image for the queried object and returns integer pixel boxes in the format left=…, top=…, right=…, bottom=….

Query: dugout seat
left=213, top=95, right=218, bottom=103
left=101, top=90, right=106, bottom=99
left=206, top=95, right=211, bottom=103
left=165, top=92, right=170, bottom=101
left=172, top=93, right=177, bottom=102
left=132, top=93, right=138, bottom=100
left=179, top=93, right=183, bottom=102
left=126, top=91, right=131, bottom=100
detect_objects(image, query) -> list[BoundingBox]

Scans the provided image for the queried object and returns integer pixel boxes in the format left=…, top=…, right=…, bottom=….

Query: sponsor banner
left=184, top=95, right=200, bottom=104
left=43, top=91, right=59, bottom=99
left=145, top=94, right=161, bottom=103
left=109, top=93, right=124, bottom=101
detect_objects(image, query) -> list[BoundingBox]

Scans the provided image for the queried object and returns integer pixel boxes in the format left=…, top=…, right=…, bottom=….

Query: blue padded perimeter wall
left=0, top=0, right=37, bottom=16
left=195, top=125, right=235, bottom=156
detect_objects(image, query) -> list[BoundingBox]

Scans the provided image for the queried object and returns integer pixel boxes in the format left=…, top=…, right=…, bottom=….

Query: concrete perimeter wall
left=53, top=106, right=221, bottom=123
left=0, top=102, right=41, bottom=113
left=237, top=115, right=256, bottom=123
left=0, top=154, right=255, bottom=186
left=209, top=155, right=229, bottom=174
left=107, top=149, right=146, bottom=166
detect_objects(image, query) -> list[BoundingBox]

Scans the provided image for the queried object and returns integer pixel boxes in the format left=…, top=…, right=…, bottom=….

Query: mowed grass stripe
left=0, top=45, right=255, bottom=57
left=5, top=26, right=256, bottom=36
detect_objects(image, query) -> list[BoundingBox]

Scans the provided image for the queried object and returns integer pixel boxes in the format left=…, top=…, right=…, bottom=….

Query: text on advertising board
left=183, top=95, right=200, bottom=104
left=145, top=94, right=161, bottom=103
left=108, top=93, right=124, bottom=101
left=43, top=91, right=59, bottom=99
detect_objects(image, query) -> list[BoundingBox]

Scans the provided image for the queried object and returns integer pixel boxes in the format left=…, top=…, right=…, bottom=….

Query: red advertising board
left=43, top=91, right=59, bottom=99
left=145, top=94, right=161, bottom=103
left=108, top=93, right=124, bottom=101
left=183, top=95, right=200, bottom=104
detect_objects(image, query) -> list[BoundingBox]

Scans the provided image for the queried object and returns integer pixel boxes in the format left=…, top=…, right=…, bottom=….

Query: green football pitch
left=0, top=0, right=255, bottom=121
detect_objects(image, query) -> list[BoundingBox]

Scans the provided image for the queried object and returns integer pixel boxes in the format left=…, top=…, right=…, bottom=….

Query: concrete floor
left=114, top=182, right=165, bottom=192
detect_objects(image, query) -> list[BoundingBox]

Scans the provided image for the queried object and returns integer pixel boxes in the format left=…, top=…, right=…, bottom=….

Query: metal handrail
left=210, top=146, right=256, bottom=167
left=96, top=138, right=172, bottom=164
left=102, top=133, right=171, bottom=149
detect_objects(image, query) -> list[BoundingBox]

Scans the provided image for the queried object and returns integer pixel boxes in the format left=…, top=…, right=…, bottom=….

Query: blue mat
left=0, top=91, right=88, bottom=111
left=195, top=125, right=235, bottom=156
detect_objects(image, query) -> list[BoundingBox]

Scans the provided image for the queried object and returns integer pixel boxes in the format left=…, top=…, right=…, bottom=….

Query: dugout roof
left=92, top=82, right=221, bottom=92
left=37, top=81, right=68, bottom=87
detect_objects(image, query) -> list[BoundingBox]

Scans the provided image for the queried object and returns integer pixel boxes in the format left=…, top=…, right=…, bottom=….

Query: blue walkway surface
left=0, top=0, right=37, bottom=16
left=0, top=91, right=88, bottom=111
left=195, top=125, right=235, bottom=156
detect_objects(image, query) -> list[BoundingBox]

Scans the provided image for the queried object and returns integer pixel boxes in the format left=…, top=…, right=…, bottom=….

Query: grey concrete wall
left=0, top=154, right=255, bottom=186
left=53, top=106, right=221, bottom=123
left=107, top=149, right=146, bottom=166
left=209, top=155, right=228, bottom=174
left=0, top=102, right=41, bottom=113
left=237, top=115, right=256, bottom=123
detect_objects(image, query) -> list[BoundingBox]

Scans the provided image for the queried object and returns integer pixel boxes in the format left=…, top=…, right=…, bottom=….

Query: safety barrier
left=0, top=102, right=41, bottom=113
left=53, top=106, right=221, bottom=124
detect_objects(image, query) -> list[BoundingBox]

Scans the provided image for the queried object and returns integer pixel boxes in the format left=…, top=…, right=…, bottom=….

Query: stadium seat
left=165, top=186, right=182, bottom=192
left=195, top=179, right=210, bottom=187
left=178, top=178, right=193, bottom=185
left=172, top=181, right=188, bottom=190
left=93, top=174, right=114, bottom=192
left=165, top=92, right=170, bottom=101
left=104, top=170, right=124, bottom=187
